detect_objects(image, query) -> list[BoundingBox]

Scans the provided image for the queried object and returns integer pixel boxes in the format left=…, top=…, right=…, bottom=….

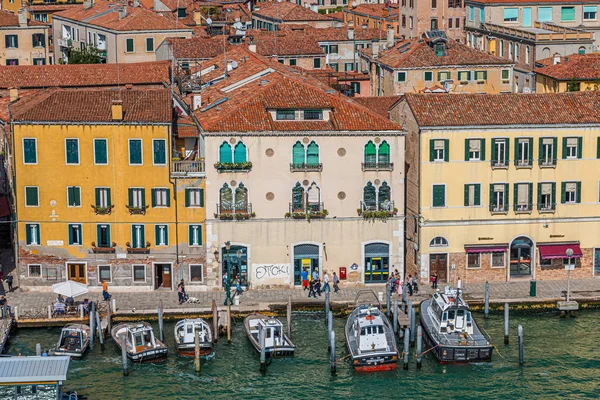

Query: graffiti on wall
left=253, top=264, right=290, bottom=281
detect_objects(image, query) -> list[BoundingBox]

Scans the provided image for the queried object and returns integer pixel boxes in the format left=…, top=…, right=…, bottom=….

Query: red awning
left=465, top=246, right=507, bottom=253
left=538, top=244, right=583, bottom=260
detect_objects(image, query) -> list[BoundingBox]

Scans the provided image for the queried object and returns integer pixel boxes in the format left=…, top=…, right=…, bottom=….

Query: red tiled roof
left=0, top=61, right=170, bottom=89
left=11, top=88, right=172, bottom=123
left=248, top=29, right=324, bottom=56
left=404, top=92, right=600, bottom=127
left=0, top=9, right=48, bottom=27
left=352, top=96, right=403, bottom=119
left=284, top=24, right=386, bottom=42
left=343, top=4, right=398, bottom=20
left=324, top=11, right=344, bottom=21
left=534, top=53, right=600, bottom=81
left=29, top=4, right=71, bottom=12
left=468, top=0, right=597, bottom=4
left=166, top=36, right=226, bottom=59
left=252, top=1, right=331, bottom=21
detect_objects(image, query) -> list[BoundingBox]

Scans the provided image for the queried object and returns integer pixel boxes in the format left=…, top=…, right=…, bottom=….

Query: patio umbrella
left=52, top=280, right=89, bottom=298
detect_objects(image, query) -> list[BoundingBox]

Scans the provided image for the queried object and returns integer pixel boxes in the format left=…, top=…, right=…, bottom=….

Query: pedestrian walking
left=413, top=274, right=419, bottom=294
left=433, top=273, right=438, bottom=290
left=301, top=268, right=309, bottom=291
left=5, top=274, right=13, bottom=292
left=407, top=274, right=413, bottom=296
left=314, top=272, right=322, bottom=296
left=177, top=279, right=185, bottom=304
left=322, top=270, right=331, bottom=293
left=397, top=280, right=403, bottom=297
left=102, top=280, right=111, bottom=301
left=308, top=277, right=317, bottom=299
left=391, top=274, right=397, bottom=294
left=332, top=272, right=340, bottom=293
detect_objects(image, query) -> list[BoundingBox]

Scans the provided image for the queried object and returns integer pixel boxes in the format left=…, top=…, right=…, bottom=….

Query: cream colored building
left=0, top=9, right=49, bottom=65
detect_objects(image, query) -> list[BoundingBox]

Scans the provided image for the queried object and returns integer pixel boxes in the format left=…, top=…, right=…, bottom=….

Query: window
left=188, top=225, right=202, bottom=246
left=437, top=71, right=451, bottom=81
left=525, top=46, right=530, bottom=64
left=514, top=43, right=519, bottom=62
left=563, top=137, right=581, bottom=159
left=424, top=71, right=433, bottom=82
left=304, top=110, right=323, bottom=120
left=514, top=183, right=532, bottom=212
left=6, top=59, right=18, bottom=66
left=146, top=37, right=154, bottom=52
left=129, top=139, right=142, bottom=165
left=538, top=182, right=556, bottom=212
left=492, top=252, right=505, bottom=268
left=561, top=181, right=580, bottom=204
left=561, top=6, right=575, bottom=21
left=538, top=7, right=552, bottom=22
left=95, top=188, right=111, bottom=208
left=314, top=58, right=321, bottom=68
left=28, top=264, right=41, bottom=277
left=133, top=265, right=146, bottom=282
left=584, top=6, right=597, bottom=20
left=131, top=225, right=145, bottom=248
left=430, top=236, right=448, bottom=247
left=515, top=138, right=532, bottom=167
left=455, top=17, right=460, bottom=28
left=539, top=137, right=557, bottom=166
left=185, top=188, right=204, bottom=207
left=153, top=139, right=166, bottom=165
left=431, top=0, right=436, bottom=8
left=220, top=184, right=233, bottom=212
left=579, top=47, right=586, bottom=55
left=94, top=139, right=108, bottom=165
left=190, top=264, right=204, bottom=282
left=306, top=141, right=319, bottom=165
left=99, top=265, right=111, bottom=283
left=34, top=13, right=48, bottom=22
left=23, top=138, right=37, bottom=164
left=467, top=253, right=480, bottom=269
left=402, top=15, right=406, bottom=28
left=292, top=182, right=305, bottom=211
left=276, top=110, right=295, bottom=120
left=151, top=188, right=170, bottom=207
left=345, top=63, right=354, bottom=72
left=397, top=72, right=407, bottom=82
left=67, top=186, right=81, bottom=207
left=25, top=186, right=39, bottom=207
left=219, top=141, right=232, bottom=163
left=33, top=58, right=45, bottom=66
left=501, top=69, right=510, bottom=82
left=464, top=184, right=481, bottom=206
left=5, top=35, right=18, bottom=48
left=65, top=139, right=79, bottom=164
left=430, top=139, right=448, bottom=162
left=480, top=7, right=484, bottom=21
left=128, top=188, right=146, bottom=208
left=26, top=223, right=40, bottom=245
left=289, top=58, right=297, bottom=66
left=469, top=6, right=474, bottom=21
left=330, top=63, right=338, bottom=72
left=68, top=224, right=82, bottom=245
left=499, top=40, right=504, bottom=57
left=32, top=34, right=45, bottom=48
left=504, top=8, right=518, bottom=22
left=508, top=43, right=513, bottom=60
left=155, top=225, right=168, bottom=246
left=490, top=183, right=508, bottom=213
left=96, top=224, right=111, bottom=248
left=458, top=70, right=472, bottom=82
left=432, top=184, right=445, bottom=207
left=411, top=17, right=415, bottom=28
left=474, top=70, right=487, bottom=81
left=491, top=138, right=509, bottom=167
left=126, top=38, right=134, bottom=53
left=465, top=138, right=484, bottom=161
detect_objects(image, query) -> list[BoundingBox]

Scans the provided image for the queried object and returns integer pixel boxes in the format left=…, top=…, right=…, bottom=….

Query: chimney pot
left=9, top=88, right=19, bottom=102
left=553, top=53, right=561, bottom=65
left=18, top=9, right=27, bottom=27
left=111, top=100, right=124, bottom=121
left=248, top=41, right=256, bottom=53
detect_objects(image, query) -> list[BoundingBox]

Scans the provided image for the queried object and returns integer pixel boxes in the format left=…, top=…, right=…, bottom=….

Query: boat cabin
left=59, top=328, right=85, bottom=352
left=356, top=307, right=389, bottom=354
left=252, top=318, right=285, bottom=348
left=177, top=320, right=210, bottom=344
left=429, top=288, right=474, bottom=335
left=128, top=324, right=157, bottom=351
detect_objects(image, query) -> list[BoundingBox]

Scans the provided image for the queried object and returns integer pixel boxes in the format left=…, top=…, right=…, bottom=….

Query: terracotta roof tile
left=11, top=88, right=172, bottom=123
left=534, top=53, right=600, bottom=81
left=252, top=1, right=331, bottom=21
left=0, top=61, right=170, bottom=89
left=29, top=5, right=71, bottom=12
left=404, top=92, right=600, bottom=127
left=248, top=29, right=324, bottom=56
left=284, top=24, right=387, bottom=42
left=166, top=36, right=226, bottom=59
left=352, top=96, right=403, bottom=119
left=469, top=0, right=596, bottom=4
left=344, top=4, right=398, bottom=20
left=0, top=9, right=47, bottom=27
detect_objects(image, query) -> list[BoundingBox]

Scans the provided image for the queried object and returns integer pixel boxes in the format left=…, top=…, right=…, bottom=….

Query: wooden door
left=161, top=265, right=171, bottom=288
left=68, top=263, right=86, bottom=284
left=429, top=254, right=447, bottom=283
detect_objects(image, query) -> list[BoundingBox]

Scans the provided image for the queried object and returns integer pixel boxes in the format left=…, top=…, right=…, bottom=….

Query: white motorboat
left=111, top=322, right=168, bottom=362
left=174, top=318, right=213, bottom=357
left=55, top=324, right=90, bottom=358
left=244, top=313, right=295, bottom=357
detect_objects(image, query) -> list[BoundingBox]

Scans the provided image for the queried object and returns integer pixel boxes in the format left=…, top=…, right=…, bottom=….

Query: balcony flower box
left=214, top=161, right=252, bottom=172
left=126, top=205, right=147, bottom=215
left=91, top=205, right=114, bottom=215
left=91, top=241, right=116, bottom=254
left=126, top=241, right=151, bottom=254
left=361, top=209, right=397, bottom=221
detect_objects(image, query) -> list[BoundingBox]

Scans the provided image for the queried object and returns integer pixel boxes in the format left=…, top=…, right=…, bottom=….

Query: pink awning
left=539, top=244, right=583, bottom=260
left=465, top=246, right=507, bottom=253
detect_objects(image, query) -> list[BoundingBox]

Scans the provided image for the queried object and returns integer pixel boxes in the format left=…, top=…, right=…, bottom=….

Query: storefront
left=364, top=242, right=390, bottom=283
left=293, top=244, right=320, bottom=285
left=222, top=245, right=248, bottom=286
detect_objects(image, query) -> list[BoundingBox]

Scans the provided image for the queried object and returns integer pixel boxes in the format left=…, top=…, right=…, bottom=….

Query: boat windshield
left=187, top=325, right=193, bottom=334
left=134, top=333, right=144, bottom=347
left=455, top=309, right=465, bottom=329
left=448, top=310, right=456, bottom=320
left=360, top=326, right=384, bottom=335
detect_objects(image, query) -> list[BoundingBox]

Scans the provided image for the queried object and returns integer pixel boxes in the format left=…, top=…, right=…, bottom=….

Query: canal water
left=5, top=310, right=600, bottom=399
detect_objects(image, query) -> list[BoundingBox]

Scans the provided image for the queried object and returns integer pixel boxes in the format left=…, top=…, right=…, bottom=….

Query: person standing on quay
left=301, top=268, right=309, bottom=291
left=5, top=274, right=13, bottom=292
left=308, top=276, right=317, bottom=299
left=322, top=270, right=330, bottom=293
left=314, top=272, right=322, bottom=296
left=332, top=272, right=340, bottom=293
left=102, top=280, right=111, bottom=301
left=407, top=274, right=413, bottom=296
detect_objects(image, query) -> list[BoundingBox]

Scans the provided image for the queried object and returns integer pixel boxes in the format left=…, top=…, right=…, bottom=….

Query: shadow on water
left=5, top=310, right=600, bottom=399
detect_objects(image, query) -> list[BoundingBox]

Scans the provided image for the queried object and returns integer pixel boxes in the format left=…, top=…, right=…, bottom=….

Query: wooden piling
left=393, top=299, right=398, bottom=334
left=286, top=296, right=292, bottom=340
left=111, top=298, right=117, bottom=314
left=327, top=311, right=333, bottom=351
left=194, top=327, right=201, bottom=373
left=106, top=300, right=112, bottom=333
left=121, top=335, right=129, bottom=376
left=403, top=328, right=409, bottom=370
left=324, top=292, right=330, bottom=323
left=89, top=302, right=95, bottom=349
left=484, top=281, right=490, bottom=319
left=401, top=283, right=407, bottom=305
left=78, top=304, right=84, bottom=320
left=158, top=300, right=164, bottom=342
left=504, top=303, right=509, bottom=345
left=95, top=311, right=104, bottom=349
left=410, top=307, right=416, bottom=346
left=259, top=326, right=266, bottom=372
left=416, top=326, right=422, bottom=369
left=13, top=306, right=18, bottom=322
left=227, top=304, right=231, bottom=344
left=518, top=324, right=524, bottom=365
left=36, top=343, right=41, bottom=356
left=386, top=285, right=391, bottom=317
left=330, top=330, right=336, bottom=374
left=212, top=300, right=218, bottom=343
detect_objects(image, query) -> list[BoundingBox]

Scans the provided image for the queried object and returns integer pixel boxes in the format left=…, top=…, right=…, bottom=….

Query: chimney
left=18, top=9, right=28, bottom=27
left=193, top=94, right=202, bottom=110
left=386, top=26, right=394, bottom=48
left=347, top=26, right=354, bottom=40
left=83, top=0, right=93, bottom=9
left=133, top=0, right=140, bottom=7
left=248, top=40, right=256, bottom=53
left=111, top=100, right=123, bottom=121
left=119, top=7, right=128, bottom=19
left=553, top=53, right=561, bottom=65
left=193, top=10, right=202, bottom=25
left=310, top=4, right=318, bottom=13
left=372, top=40, right=380, bottom=59
left=9, top=88, right=19, bottom=102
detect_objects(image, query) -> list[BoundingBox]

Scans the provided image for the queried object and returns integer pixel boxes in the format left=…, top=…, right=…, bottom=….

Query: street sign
left=564, top=265, right=575, bottom=271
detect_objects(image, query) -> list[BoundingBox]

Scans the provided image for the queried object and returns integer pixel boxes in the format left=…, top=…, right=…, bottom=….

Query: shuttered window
left=378, top=182, right=391, bottom=209
left=26, top=223, right=40, bottom=245
left=503, top=7, right=518, bottom=22
left=378, top=141, right=390, bottom=164
left=151, top=188, right=170, bottom=207
left=126, top=38, right=134, bottom=53
left=96, top=224, right=111, bottom=248
left=129, top=139, right=142, bottom=165
left=538, top=182, right=556, bottom=211
left=364, top=141, right=377, bottom=164
left=363, top=182, right=376, bottom=209
left=153, top=139, right=166, bottom=165
left=67, top=186, right=81, bottom=207
left=561, top=6, right=575, bottom=21
left=233, top=142, right=247, bottom=163
left=562, top=137, right=581, bottom=159
left=94, top=139, right=108, bottom=164
left=95, top=188, right=111, bottom=207
left=292, top=183, right=305, bottom=211
left=561, top=181, right=580, bottom=204
left=432, top=185, right=446, bottom=207
left=538, top=7, right=552, bottom=22
left=65, top=139, right=79, bottom=164
left=155, top=225, right=168, bottom=246
left=25, top=186, right=39, bottom=207
left=185, top=188, right=204, bottom=207
left=465, top=138, right=484, bottom=161
left=219, top=142, right=232, bottom=163
left=23, top=138, right=37, bottom=164
left=128, top=188, right=146, bottom=208
left=131, top=225, right=145, bottom=248
left=292, top=142, right=305, bottom=166
left=463, top=184, right=481, bottom=206
left=68, top=224, right=82, bottom=245
left=189, top=225, right=202, bottom=246
left=306, top=142, right=319, bottom=165
left=430, top=139, right=449, bottom=162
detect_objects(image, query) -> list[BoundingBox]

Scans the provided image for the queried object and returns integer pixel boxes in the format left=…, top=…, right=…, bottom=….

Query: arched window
left=234, top=142, right=247, bottom=163
left=430, top=236, right=448, bottom=247
left=235, top=183, right=248, bottom=212
left=220, top=183, right=233, bottom=212
left=378, top=141, right=390, bottom=165
left=378, top=182, right=391, bottom=210
left=364, top=141, right=376, bottom=164
left=578, top=46, right=586, bottom=55
left=363, top=182, right=376, bottom=210
left=292, top=141, right=305, bottom=166
left=306, top=141, right=319, bottom=165
left=219, top=142, right=232, bottom=163
left=307, top=182, right=321, bottom=211
left=542, top=47, right=550, bottom=58
left=292, top=182, right=304, bottom=212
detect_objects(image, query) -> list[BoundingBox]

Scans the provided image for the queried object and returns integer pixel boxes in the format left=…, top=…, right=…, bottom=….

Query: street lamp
left=565, top=248, right=574, bottom=302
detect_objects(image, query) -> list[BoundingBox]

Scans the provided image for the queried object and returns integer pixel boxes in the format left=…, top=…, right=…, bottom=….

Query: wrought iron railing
left=289, top=163, right=323, bottom=172
left=361, top=162, right=394, bottom=171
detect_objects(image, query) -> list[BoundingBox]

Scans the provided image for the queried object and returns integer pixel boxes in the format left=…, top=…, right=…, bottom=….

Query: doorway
left=429, top=253, right=448, bottom=283
left=222, top=245, right=248, bottom=287
left=510, top=237, right=533, bottom=277
left=154, top=263, right=172, bottom=289
left=364, top=242, right=390, bottom=283
left=67, top=263, right=86, bottom=284
left=293, top=244, right=320, bottom=285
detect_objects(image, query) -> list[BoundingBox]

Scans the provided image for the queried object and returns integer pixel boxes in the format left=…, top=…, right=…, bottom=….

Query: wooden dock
left=0, top=317, right=13, bottom=353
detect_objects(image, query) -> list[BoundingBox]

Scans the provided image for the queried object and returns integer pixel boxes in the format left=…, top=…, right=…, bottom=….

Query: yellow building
left=0, top=9, right=49, bottom=65
left=0, top=0, right=22, bottom=13
left=398, top=92, right=600, bottom=285
left=535, top=53, right=600, bottom=93
left=10, top=88, right=207, bottom=291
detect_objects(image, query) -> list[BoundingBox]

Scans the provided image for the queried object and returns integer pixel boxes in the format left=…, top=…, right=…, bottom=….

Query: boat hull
left=54, top=349, right=86, bottom=359
left=177, top=345, right=213, bottom=357
left=243, top=313, right=296, bottom=358
left=128, top=348, right=169, bottom=362
left=352, top=355, right=398, bottom=372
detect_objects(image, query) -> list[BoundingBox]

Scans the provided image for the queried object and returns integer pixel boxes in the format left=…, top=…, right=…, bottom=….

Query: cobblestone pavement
left=4, top=278, right=600, bottom=313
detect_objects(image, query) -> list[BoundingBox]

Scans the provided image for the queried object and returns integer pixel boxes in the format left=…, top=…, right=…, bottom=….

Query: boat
left=345, top=290, right=398, bottom=372
left=420, top=287, right=493, bottom=363
left=111, top=322, right=168, bottom=362
left=54, top=324, right=90, bottom=358
left=174, top=318, right=213, bottom=357
left=243, top=313, right=295, bottom=357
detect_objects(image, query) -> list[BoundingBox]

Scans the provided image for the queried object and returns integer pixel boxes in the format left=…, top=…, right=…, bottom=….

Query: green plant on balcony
left=235, top=212, right=256, bottom=220
left=308, top=209, right=328, bottom=219
left=214, top=161, right=253, bottom=171
left=126, top=205, right=147, bottom=215
left=91, top=204, right=114, bottom=215
left=361, top=209, right=396, bottom=221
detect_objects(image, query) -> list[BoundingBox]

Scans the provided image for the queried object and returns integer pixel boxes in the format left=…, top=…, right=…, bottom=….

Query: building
left=360, top=31, right=515, bottom=96
left=252, top=1, right=335, bottom=30
left=398, top=92, right=600, bottom=285
left=10, top=88, right=207, bottom=291
left=0, top=9, right=49, bottom=65
left=343, top=4, right=399, bottom=33
left=397, top=0, right=465, bottom=41
left=0, top=0, right=23, bottom=14
left=192, top=46, right=406, bottom=289
left=464, top=0, right=597, bottom=92
left=535, top=53, right=600, bottom=93
left=52, top=0, right=193, bottom=64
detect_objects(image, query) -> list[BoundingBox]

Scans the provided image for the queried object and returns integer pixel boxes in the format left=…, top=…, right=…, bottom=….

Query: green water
left=6, top=311, right=600, bottom=399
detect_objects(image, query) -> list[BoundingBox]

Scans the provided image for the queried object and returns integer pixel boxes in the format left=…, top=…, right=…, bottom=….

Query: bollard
left=95, top=311, right=104, bottom=349
left=410, top=307, right=416, bottom=346
left=416, top=326, right=422, bottom=369
left=227, top=305, right=231, bottom=344
left=518, top=324, right=524, bottom=365
left=121, top=335, right=129, bottom=376
left=393, top=299, right=398, bottom=334
left=484, top=281, right=490, bottom=319
left=504, top=303, right=509, bottom=345
left=212, top=300, right=218, bottom=343
left=111, top=298, right=117, bottom=314
left=13, top=306, right=18, bottom=322
left=195, top=327, right=200, bottom=373
left=330, top=330, right=336, bottom=374
left=403, top=328, right=410, bottom=370
left=325, top=292, right=330, bottom=323
left=89, top=303, right=95, bottom=349
left=287, top=296, right=292, bottom=340
left=36, top=343, right=41, bottom=356
left=47, top=305, right=52, bottom=319
left=158, top=301, right=164, bottom=342
left=106, top=300, right=112, bottom=333
left=327, top=311, right=333, bottom=351
left=259, top=326, right=266, bottom=372
left=78, top=304, right=84, bottom=320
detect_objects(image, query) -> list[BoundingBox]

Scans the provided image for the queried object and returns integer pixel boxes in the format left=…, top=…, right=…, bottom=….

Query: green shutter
left=306, top=142, right=319, bottom=165
left=433, top=185, right=445, bottom=207
left=513, top=183, right=518, bottom=210
left=219, top=142, right=232, bottom=163
left=552, top=137, right=557, bottom=163
left=464, top=184, right=469, bottom=206
left=293, top=142, right=306, bottom=165
left=378, top=141, right=390, bottom=164
left=189, top=225, right=202, bottom=245
left=443, top=139, right=449, bottom=162
left=67, top=186, right=74, bottom=206
left=489, top=184, right=494, bottom=208
left=504, top=184, right=509, bottom=210
left=106, top=188, right=111, bottom=207
left=74, top=187, right=80, bottom=206
left=491, top=139, right=497, bottom=162
left=94, top=139, right=107, bottom=164
left=66, top=139, right=79, bottom=164
left=464, top=139, right=470, bottom=161
left=95, top=188, right=101, bottom=207
left=26, top=224, right=32, bottom=244
left=474, top=184, right=481, bottom=205
left=126, top=38, right=134, bottom=52
left=141, top=188, right=146, bottom=207
left=96, top=225, right=102, bottom=245
left=514, top=138, right=520, bottom=165
left=153, top=140, right=166, bottom=164
left=552, top=183, right=556, bottom=205
left=480, top=139, right=486, bottom=161
left=483, top=71, right=487, bottom=80
left=437, top=71, right=442, bottom=81
left=429, top=140, right=435, bottom=162
left=25, top=187, right=38, bottom=206
left=537, top=183, right=542, bottom=210
left=128, top=188, right=134, bottom=207
left=528, top=138, right=533, bottom=164
left=234, top=142, right=247, bottom=163
left=562, top=137, right=568, bottom=159
left=561, top=182, right=566, bottom=203
left=166, top=189, right=171, bottom=207
left=129, top=140, right=142, bottom=164
left=577, top=137, right=582, bottom=159
left=23, top=138, right=37, bottom=163
left=538, top=138, right=544, bottom=164
left=528, top=183, right=533, bottom=208
left=576, top=181, right=581, bottom=203
left=199, top=188, right=204, bottom=207
left=188, top=225, right=194, bottom=245
left=185, top=189, right=190, bottom=207
left=155, top=225, right=160, bottom=246
left=68, top=224, right=73, bottom=245
left=504, top=139, right=509, bottom=164
left=151, top=189, right=156, bottom=207
left=597, top=137, right=600, bottom=158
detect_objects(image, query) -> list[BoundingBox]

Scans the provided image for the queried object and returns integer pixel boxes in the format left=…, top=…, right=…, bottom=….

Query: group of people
left=386, top=270, right=420, bottom=297
left=53, top=294, right=90, bottom=316
left=301, top=269, right=340, bottom=298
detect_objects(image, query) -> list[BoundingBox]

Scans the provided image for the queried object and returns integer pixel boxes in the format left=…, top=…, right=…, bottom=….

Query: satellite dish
left=206, top=17, right=212, bottom=25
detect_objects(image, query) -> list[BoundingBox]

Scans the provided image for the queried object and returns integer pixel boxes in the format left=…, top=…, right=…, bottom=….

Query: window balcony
left=489, top=204, right=508, bottom=214
left=538, top=203, right=556, bottom=213
left=126, top=205, right=147, bottom=215
left=286, top=202, right=328, bottom=219
left=515, top=160, right=532, bottom=169
left=513, top=203, right=532, bottom=214
left=289, top=163, right=323, bottom=172
left=91, top=205, right=114, bottom=215
left=91, top=242, right=116, bottom=254
left=171, top=160, right=205, bottom=177
left=357, top=201, right=397, bottom=219
left=361, top=162, right=394, bottom=171
left=491, top=160, right=508, bottom=169
left=214, top=161, right=252, bottom=172
left=215, top=203, right=254, bottom=220
left=126, top=241, right=151, bottom=254
left=539, top=158, right=557, bottom=168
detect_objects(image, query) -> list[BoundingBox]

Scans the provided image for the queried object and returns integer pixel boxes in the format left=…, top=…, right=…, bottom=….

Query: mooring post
left=111, top=298, right=117, bottom=314
left=121, top=335, right=129, bottom=376
left=36, top=343, right=41, bottom=356
left=47, top=305, right=52, bottom=319
left=78, top=304, right=84, bottom=320
left=259, top=325, right=266, bottom=372
left=416, top=326, right=423, bottom=369
left=212, top=300, right=218, bottom=343
left=227, top=304, right=231, bottom=344
left=158, top=300, right=164, bottom=342
left=484, top=281, right=490, bottom=319
left=325, top=291, right=330, bottom=323
left=287, top=296, right=292, bottom=340
left=504, top=303, right=509, bottom=345
left=106, top=300, right=112, bottom=333
left=393, top=299, right=398, bottom=334
left=402, top=283, right=407, bottom=305
left=386, top=285, right=391, bottom=317
left=95, top=311, right=104, bottom=349
left=327, top=311, right=333, bottom=351
left=195, top=327, right=201, bottom=373
left=13, top=306, right=18, bottom=322
left=403, top=328, right=409, bottom=370
left=89, top=302, right=95, bottom=349
left=410, top=306, right=416, bottom=346
left=330, top=330, right=336, bottom=374
left=518, top=324, right=524, bottom=365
